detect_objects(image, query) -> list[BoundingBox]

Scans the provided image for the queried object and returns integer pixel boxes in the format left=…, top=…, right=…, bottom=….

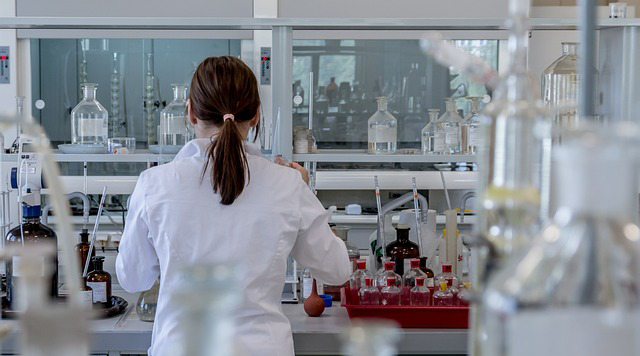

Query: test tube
left=374, top=176, right=385, bottom=258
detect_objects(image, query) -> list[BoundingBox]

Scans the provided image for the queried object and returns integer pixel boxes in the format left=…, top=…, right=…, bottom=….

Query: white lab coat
left=116, top=139, right=352, bottom=356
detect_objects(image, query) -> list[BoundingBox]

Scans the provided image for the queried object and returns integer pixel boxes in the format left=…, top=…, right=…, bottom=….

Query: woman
left=116, top=56, right=351, bottom=356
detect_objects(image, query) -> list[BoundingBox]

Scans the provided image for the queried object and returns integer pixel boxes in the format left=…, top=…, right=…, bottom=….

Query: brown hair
left=189, top=56, right=260, bottom=205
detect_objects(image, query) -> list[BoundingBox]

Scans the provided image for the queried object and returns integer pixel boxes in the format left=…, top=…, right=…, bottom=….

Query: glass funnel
left=422, top=109, right=446, bottom=155
left=438, top=97, right=463, bottom=154
left=543, top=42, right=579, bottom=135
left=70, top=83, right=108, bottom=146
left=462, top=97, right=482, bottom=155
left=480, top=125, right=640, bottom=356
left=367, top=97, right=398, bottom=154
left=159, top=84, right=190, bottom=146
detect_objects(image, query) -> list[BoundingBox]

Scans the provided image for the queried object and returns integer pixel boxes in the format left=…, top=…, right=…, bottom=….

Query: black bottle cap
left=91, top=256, right=105, bottom=262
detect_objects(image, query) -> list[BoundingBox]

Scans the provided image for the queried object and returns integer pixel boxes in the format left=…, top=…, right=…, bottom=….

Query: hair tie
left=223, top=114, right=235, bottom=122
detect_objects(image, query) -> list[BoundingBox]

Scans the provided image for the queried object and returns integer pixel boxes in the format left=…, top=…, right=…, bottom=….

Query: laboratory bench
left=0, top=291, right=468, bottom=355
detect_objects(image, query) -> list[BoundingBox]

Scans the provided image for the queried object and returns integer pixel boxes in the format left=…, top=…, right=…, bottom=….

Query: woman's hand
left=275, top=156, right=310, bottom=185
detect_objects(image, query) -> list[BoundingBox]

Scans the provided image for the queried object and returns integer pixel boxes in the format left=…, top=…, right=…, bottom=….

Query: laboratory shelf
left=293, top=150, right=476, bottom=163
left=329, top=212, right=477, bottom=226
left=51, top=150, right=176, bottom=163
left=315, top=170, right=477, bottom=190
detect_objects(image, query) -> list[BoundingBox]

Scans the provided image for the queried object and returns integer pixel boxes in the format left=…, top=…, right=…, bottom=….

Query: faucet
left=42, top=192, right=90, bottom=226
left=377, top=192, right=429, bottom=258
left=459, top=191, right=476, bottom=223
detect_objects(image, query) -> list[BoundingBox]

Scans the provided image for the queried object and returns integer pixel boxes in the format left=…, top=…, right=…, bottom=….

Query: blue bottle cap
left=319, top=294, right=333, bottom=307
left=22, top=205, right=41, bottom=218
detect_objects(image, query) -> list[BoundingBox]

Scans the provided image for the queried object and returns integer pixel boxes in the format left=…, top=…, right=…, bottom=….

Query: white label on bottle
left=12, top=256, right=46, bottom=277
left=434, top=131, right=446, bottom=151
left=81, top=290, right=94, bottom=306
left=294, top=140, right=309, bottom=154
left=87, top=282, right=107, bottom=303
left=445, top=126, right=460, bottom=146
left=507, top=309, right=639, bottom=356
left=468, top=126, right=478, bottom=147
left=79, top=118, right=107, bottom=137
left=427, top=278, right=435, bottom=288
left=369, top=124, right=397, bottom=143
left=302, top=277, right=313, bottom=300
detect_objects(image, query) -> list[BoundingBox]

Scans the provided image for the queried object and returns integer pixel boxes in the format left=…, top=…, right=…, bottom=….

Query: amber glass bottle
left=5, top=205, right=58, bottom=310
left=75, top=228, right=95, bottom=273
left=80, top=276, right=93, bottom=308
left=385, top=224, right=419, bottom=276
left=87, top=256, right=112, bottom=308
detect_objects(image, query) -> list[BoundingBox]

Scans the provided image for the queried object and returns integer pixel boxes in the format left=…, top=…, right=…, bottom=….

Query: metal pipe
left=578, top=0, right=597, bottom=119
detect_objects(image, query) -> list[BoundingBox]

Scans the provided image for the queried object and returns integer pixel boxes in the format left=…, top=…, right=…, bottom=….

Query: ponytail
left=204, top=117, right=249, bottom=205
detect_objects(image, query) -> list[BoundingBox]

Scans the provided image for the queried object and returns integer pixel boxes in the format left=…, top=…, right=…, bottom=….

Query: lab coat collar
left=174, top=138, right=263, bottom=160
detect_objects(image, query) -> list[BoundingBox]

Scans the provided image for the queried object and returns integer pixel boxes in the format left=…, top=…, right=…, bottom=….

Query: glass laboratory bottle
left=159, top=84, right=190, bottom=146
left=434, top=263, right=461, bottom=289
left=480, top=126, right=640, bottom=356
left=5, top=204, right=58, bottom=310
left=380, top=277, right=401, bottom=306
left=80, top=277, right=94, bottom=308
left=385, top=224, right=419, bottom=276
left=301, top=268, right=313, bottom=301
left=71, top=83, right=109, bottom=146
left=456, top=282, right=472, bottom=306
left=75, top=228, right=95, bottom=273
left=87, top=256, right=112, bottom=308
left=402, top=259, right=427, bottom=305
left=410, top=277, right=430, bottom=306
left=375, top=260, right=401, bottom=290
left=349, top=260, right=373, bottom=304
left=542, top=42, right=579, bottom=135
left=422, top=109, right=446, bottom=155
left=433, top=281, right=453, bottom=306
left=461, top=97, right=482, bottom=155
left=137, top=278, right=160, bottom=321
left=358, top=277, right=381, bottom=305
left=438, top=98, right=463, bottom=154
left=368, top=97, right=398, bottom=154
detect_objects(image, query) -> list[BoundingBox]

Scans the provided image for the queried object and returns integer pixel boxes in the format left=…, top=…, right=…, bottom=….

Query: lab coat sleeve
left=290, top=179, right=352, bottom=286
left=116, top=172, right=160, bottom=292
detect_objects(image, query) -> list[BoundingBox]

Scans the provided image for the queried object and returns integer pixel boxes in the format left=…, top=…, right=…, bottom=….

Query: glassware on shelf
left=456, top=282, right=472, bottom=306
left=5, top=204, right=58, bottom=310
left=461, top=97, right=482, bottom=154
left=367, top=97, right=398, bottom=155
left=433, top=281, right=454, bottom=306
left=438, top=97, right=463, bottom=154
left=325, top=77, right=338, bottom=107
left=543, top=42, right=580, bottom=141
left=145, top=53, right=158, bottom=145
left=108, top=137, right=136, bottom=154
left=402, top=259, right=427, bottom=305
left=410, top=277, right=431, bottom=306
left=480, top=126, right=640, bottom=356
left=86, top=256, right=112, bottom=308
left=358, top=277, right=381, bottom=305
left=71, top=83, right=108, bottom=146
left=137, top=278, right=160, bottom=321
left=385, top=224, right=419, bottom=276
left=292, top=80, right=305, bottom=110
left=315, top=86, right=328, bottom=114
left=380, top=277, right=401, bottom=306
left=421, top=108, right=446, bottom=155
left=349, top=260, right=374, bottom=304
left=109, top=52, right=124, bottom=138
left=375, top=260, right=401, bottom=290
left=434, top=263, right=461, bottom=289
left=159, top=84, right=190, bottom=147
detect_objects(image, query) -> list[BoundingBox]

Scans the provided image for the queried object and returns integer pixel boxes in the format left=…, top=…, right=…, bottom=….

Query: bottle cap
left=410, top=259, right=420, bottom=269
left=396, top=224, right=410, bottom=230
left=365, top=277, right=373, bottom=287
left=384, top=261, right=394, bottom=271
left=387, top=276, right=396, bottom=285
left=415, top=277, right=425, bottom=286
left=439, top=282, right=448, bottom=291
left=356, top=260, right=367, bottom=270
left=442, top=263, right=452, bottom=273
left=22, top=204, right=41, bottom=218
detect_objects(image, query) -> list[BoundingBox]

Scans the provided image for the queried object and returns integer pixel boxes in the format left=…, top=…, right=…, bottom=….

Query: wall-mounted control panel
left=0, top=47, right=9, bottom=84
left=260, top=47, right=271, bottom=85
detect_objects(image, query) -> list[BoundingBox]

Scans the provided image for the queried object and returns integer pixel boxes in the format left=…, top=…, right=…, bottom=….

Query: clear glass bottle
left=456, top=282, right=472, bottom=306
left=367, top=97, right=398, bottom=154
left=5, top=204, right=58, bottom=310
left=375, top=260, right=401, bottom=290
left=349, top=260, right=374, bottom=304
left=422, top=108, right=446, bottom=155
left=145, top=53, right=157, bottom=145
left=542, top=42, right=579, bottom=134
left=159, top=84, right=190, bottom=147
left=461, top=97, right=482, bottom=155
left=480, top=126, right=640, bottom=356
left=385, top=224, right=419, bottom=276
left=434, top=263, right=461, bottom=289
left=438, top=97, right=463, bottom=154
left=380, top=277, right=401, bottom=306
left=71, top=83, right=108, bottom=146
left=137, top=278, right=160, bottom=321
left=301, top=268, right=313, bottom=301
left=87, top=256, right=112, bottom=308
left=402, top=259, right=427, bottom=305
left=433, top=281, right=454, bottom=306
left=358, top=277, right=381, bottom=306
left=410, top=276, right=431, bottom=306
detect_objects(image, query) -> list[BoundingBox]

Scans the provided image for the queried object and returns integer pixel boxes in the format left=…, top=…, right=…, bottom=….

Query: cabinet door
left=17, top=0, right=252, bottom=17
